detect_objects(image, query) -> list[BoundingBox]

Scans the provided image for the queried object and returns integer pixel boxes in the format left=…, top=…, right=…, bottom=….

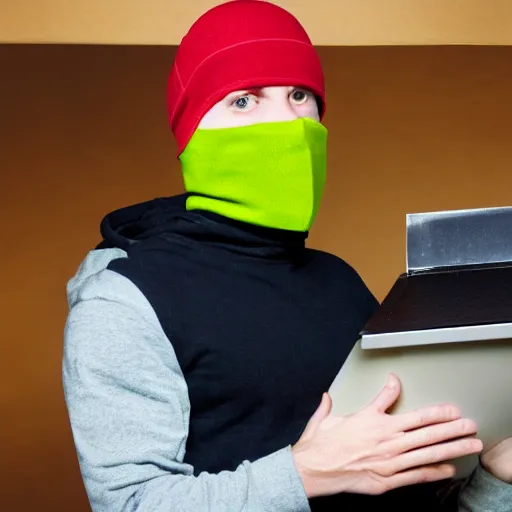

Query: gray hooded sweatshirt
left=63, top=245, right=512, bottom=512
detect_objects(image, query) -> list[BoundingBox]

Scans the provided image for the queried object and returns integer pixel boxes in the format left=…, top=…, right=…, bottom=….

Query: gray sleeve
left=62, top=249, right=310, bottom=512
left=458, top=464, right=512, bottom=511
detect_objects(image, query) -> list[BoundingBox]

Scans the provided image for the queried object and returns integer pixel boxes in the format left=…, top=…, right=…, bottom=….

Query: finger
left=302, top=392, right=332, bottom=438
left=383, top=464, right=456, bottom=491
left=393, top=403, right=462, bottom=432
left=367, top=374, right=401, bottom=413
left=380, top=418, right=478, bottom=455
left=391, top=438, right=483, bottom=473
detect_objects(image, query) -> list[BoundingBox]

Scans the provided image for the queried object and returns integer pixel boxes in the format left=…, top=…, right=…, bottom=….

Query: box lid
left=361, top=206, right=512, bottom=349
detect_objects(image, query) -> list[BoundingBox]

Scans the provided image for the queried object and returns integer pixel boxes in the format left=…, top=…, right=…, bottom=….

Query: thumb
left=301, top=392, right=332, bottom=438
left=367, top=373, right=401, bottom=413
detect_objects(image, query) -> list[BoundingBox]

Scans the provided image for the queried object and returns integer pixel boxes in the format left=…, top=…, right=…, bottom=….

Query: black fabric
left=98, top=194, right=454, bottom=510
left=361, top=265, right=512, bottom=336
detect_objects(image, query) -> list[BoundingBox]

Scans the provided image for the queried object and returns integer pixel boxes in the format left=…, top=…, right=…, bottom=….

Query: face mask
left=179, top=117, right=328, bottom=232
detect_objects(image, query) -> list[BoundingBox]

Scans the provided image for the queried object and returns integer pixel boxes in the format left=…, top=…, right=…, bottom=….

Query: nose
left=270, top=101, right=299, bottom=122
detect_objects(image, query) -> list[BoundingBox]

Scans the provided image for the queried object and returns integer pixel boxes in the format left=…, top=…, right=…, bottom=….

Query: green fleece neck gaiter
left=179, top=117, right=328, bottom=232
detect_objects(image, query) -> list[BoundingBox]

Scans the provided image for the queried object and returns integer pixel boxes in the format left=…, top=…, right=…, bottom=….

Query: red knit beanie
left=167, top=0, right=326, bottom=157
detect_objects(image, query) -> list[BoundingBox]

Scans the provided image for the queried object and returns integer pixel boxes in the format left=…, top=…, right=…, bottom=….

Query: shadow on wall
left=1, top=44, right=512, bottom=511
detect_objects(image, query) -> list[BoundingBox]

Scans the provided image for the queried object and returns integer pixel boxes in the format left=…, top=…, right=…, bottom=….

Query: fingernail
left=386, top=374, right=397, bottom=387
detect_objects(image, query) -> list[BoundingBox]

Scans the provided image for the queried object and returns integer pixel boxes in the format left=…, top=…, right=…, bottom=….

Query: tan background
left=3, top=0, right=512, bottom=45
left=2, top=43, right=512, bottom=510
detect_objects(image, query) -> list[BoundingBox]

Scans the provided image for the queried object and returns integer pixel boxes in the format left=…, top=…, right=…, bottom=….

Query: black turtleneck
left=95, top=194, right=444, bottom=510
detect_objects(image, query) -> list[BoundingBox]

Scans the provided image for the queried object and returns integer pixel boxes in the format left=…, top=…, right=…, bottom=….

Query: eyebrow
left=225, top=86, right=298, bottom=99
left=226, top=88, right=262, bottom=98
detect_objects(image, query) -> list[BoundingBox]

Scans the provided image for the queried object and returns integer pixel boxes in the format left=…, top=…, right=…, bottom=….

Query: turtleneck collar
left=97, top=194, right=308, bottom=261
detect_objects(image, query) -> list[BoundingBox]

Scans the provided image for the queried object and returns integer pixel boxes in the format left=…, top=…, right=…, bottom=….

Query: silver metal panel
left=361, top=322, right=512, bottom=350
left=406, top=206, right=512, bottom=274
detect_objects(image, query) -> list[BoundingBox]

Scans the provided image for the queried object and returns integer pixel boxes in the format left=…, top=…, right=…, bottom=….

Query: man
left=62, top=1, right=511, bottom=510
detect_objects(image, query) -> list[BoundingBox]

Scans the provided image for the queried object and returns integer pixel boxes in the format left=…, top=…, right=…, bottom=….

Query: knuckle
left=428, top=404, right=460, bottom=423
left=412, top=404, right=461, bottom=428
left=444, top=404, right=461, bottom=418
left=374, top=462, right=397, bottom=478
left=368, top=474, right=392, bottom=495
left=430, top=404, right=456, bottom=420
left=415, top=471, right=431, bottom=484
left=414, top=411, right=428, bottom=426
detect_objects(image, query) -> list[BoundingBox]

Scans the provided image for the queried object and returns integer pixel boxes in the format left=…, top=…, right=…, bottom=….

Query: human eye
left=229, top=92, right=258, bottom=111
left=290, top=88, right=313, bottom=105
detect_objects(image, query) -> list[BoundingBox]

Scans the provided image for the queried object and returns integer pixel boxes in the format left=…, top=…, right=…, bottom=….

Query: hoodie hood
left=96, top=194, right=189, bottom=251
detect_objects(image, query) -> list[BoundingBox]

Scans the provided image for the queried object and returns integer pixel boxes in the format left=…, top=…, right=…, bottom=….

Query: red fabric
left=167, top=0, right=326, bottom=157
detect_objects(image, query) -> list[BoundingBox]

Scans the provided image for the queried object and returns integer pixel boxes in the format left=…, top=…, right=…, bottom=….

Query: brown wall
left=2, top=44, right=512, bottom=511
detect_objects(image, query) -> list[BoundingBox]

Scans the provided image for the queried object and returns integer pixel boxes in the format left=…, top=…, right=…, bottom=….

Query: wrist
left=292, top=444, right=341, bottom=499
left=292, top=447, right=318, bottom=498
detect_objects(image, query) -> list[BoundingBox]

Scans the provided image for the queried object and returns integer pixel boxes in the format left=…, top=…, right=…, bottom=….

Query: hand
left=292, top=373, right=483, bottom=498
left=481, top=437, right=512, bottom=483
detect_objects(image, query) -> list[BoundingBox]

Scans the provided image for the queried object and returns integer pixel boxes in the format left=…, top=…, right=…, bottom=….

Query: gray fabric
left=62, top=248, right=512, bottom=512
left=63, top=248, right=309, bottom=512
left=458, top=464, right=512, bottom=511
